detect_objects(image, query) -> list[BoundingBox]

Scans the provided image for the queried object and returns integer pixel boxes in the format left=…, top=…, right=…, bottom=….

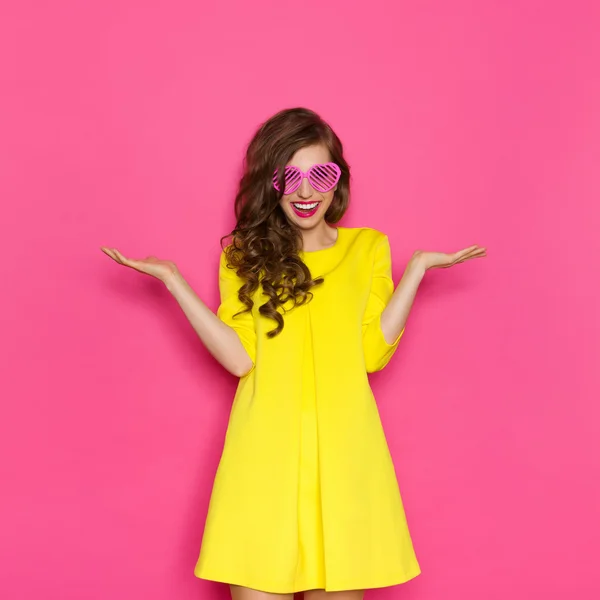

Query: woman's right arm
left=101, top=247, right=254, bottom=377
left=164, top=269, right=254, bottom=377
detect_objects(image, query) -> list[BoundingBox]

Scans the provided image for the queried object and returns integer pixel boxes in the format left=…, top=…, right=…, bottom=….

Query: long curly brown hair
left=221, top=107, right=351, bottom=338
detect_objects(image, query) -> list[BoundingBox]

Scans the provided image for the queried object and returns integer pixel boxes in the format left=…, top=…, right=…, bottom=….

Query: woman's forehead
left=287, top=144, right=330, bottom=168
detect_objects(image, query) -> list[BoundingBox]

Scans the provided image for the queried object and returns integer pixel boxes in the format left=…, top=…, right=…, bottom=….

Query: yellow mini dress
left=194, top=226, right=420, bottom=593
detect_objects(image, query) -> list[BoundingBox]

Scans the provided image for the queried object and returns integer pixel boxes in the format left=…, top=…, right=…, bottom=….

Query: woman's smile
left=290, top=200, right=321, bottom=218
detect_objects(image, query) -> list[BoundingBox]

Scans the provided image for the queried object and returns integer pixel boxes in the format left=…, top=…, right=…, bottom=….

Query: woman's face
left=277, top=144, right=337, bottom=230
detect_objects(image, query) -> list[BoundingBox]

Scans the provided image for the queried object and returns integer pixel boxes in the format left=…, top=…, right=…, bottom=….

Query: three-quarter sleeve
left=362, top=235, right=404, bottom=373
left=217, top=250, right=257, bottom=373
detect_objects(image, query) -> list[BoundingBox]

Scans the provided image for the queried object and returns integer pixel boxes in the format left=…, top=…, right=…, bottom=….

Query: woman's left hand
left=411, top=245, right=487, bottom=271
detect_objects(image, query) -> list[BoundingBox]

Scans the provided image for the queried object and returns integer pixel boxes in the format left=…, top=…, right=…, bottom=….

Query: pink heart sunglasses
left=272, top=162, right=341, bottom=195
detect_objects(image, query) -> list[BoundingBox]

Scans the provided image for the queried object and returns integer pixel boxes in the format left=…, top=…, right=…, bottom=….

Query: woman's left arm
left=380, top=245, right=487, bottom=344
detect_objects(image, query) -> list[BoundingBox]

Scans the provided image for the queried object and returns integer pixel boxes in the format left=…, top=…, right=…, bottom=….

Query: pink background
left=1, top=1, right=598, bottom=598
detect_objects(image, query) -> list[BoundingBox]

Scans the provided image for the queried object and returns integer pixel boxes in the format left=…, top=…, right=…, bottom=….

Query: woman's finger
left=455, top=245, right=480, bottom=260
left=111, top=249, right=131, bottom=265
left=112, top=249, right=147, bottom=271
left=462, top=247, right=486, bottom=260
left=455, top=251, right=487, bottom=265
left=429, top=246, right=486, bottom=269
left=456, top=246, right=485, bottom=262
left=101, top=247, right=156, bottom=276
left=101, top=247, right=121, bottom=263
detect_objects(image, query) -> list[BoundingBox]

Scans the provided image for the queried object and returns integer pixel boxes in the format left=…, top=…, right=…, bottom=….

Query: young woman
left=101, top=107, right=486, bottom=599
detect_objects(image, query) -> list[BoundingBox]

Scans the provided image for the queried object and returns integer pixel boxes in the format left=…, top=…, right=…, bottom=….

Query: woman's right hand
left=100, top=247, right=178, bottom=283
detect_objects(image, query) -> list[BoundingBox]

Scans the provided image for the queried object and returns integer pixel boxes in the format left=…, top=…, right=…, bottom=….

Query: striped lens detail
left=273, top=163, right=341, bottom=195
left=308, top=163, right=341, bottom=192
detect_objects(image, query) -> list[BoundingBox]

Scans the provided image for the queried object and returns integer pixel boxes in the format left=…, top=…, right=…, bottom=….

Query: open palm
left=100, top=247, right=177, bottom=282
left=414, top=245, right=487, bottom=270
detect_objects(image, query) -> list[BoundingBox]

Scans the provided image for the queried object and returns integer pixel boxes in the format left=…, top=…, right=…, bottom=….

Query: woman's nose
left=296, top=176, right=314, bottom=199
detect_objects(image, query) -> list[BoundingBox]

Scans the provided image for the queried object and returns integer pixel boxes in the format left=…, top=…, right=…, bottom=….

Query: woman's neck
left=300, top=223, right=339, bottom=252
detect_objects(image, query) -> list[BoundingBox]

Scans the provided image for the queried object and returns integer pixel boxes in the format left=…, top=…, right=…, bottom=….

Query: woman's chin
left=289, top=214, right=325, bottom=229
